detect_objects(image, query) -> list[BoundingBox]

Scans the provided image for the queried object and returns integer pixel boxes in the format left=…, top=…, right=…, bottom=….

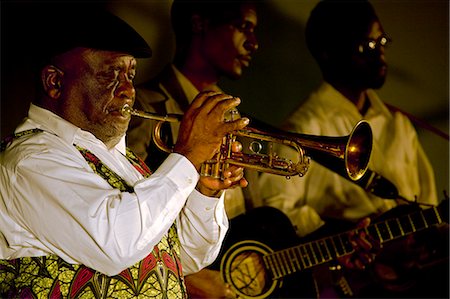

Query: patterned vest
left=0, top=129, right=187, bottom=298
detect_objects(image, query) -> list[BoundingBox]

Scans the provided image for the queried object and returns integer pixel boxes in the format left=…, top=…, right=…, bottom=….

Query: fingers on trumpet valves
left=224, top=107, right=241, bottom=122
left=231, top=141, right=243, bottom=152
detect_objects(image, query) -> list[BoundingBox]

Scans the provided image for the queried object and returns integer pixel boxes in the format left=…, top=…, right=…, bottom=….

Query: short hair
left=170, top=0, right=258, bottom=43
left=305, top=0, right=379, bottom=61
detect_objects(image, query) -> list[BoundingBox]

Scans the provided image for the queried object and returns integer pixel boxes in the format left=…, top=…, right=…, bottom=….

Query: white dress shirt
left=259, top=82, right=438, bottom=236
left=0, top=104, right=228, bottom=276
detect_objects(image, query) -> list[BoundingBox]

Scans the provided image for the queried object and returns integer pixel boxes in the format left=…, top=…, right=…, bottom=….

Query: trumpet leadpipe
left=121, top=104, right=182, bottom=122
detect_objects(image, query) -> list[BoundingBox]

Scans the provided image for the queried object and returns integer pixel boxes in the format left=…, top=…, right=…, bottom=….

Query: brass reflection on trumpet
left=121, top=104, right=182, bottom=122
left=121, top=104, right=373, bottom=181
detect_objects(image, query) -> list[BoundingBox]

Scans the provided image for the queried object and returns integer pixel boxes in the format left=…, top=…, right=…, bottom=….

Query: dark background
left=1, top=0, right=448, bottom=195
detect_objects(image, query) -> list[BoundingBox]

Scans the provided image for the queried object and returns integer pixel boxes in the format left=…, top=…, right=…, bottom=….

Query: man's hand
left=196, top=141, right=248, bottom=196
left=173, top=91, right=249, bottom=171
left=173, top=91, right=249, bottom=197
left=338, top=217, right=381, bottom=269
left=197, top=164, right=249, bottom=197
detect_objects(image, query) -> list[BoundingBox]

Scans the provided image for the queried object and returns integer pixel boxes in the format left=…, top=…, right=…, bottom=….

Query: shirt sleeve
left=259, top=154, right=325, bottom=237
left=177, top=189, right=228, bottom=275
left=1, top=141, right=219, bottom=276
left=413, top=135, right=439, bottom=206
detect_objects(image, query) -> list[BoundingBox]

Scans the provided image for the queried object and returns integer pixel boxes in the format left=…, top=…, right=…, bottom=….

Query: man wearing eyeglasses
left=259, top=0, right=440, bottom=297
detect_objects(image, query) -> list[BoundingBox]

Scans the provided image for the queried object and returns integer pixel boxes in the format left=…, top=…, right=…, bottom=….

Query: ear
left=41, top=65, right=64, bottom=99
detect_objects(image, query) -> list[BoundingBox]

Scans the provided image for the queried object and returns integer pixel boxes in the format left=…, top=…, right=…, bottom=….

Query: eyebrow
left=103, top=57, right=136, bottom=70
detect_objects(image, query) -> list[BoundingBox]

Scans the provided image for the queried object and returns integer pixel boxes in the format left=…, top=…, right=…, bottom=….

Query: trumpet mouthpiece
left=121, top=104, right=132, bottom=117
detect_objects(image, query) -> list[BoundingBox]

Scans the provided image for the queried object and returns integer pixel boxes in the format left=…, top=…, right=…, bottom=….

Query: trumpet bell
left=234, top=120, right=372, bottom=181
left=292, top=120, right=372, bottom=181
left=344, top=121, right=373, bottom=180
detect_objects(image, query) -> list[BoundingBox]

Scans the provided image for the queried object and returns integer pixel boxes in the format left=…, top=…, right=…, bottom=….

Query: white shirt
left=259, top=82, right=438, bottom=236
left=0, top=104, right=228, bottom=276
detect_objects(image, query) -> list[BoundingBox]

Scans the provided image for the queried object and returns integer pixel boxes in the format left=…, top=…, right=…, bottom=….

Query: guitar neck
left=264, top=204, right=446, bottom=279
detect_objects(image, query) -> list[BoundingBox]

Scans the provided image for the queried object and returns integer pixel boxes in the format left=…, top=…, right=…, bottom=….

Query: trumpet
left=121, top=104, right=182, bottom=122
left=122, top=104, right=373, bottom=181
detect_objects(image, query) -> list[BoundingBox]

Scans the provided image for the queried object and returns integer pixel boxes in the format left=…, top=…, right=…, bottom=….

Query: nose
left=374, top=44, right=387, bottom=64
left=244, top=33, right=259, bottom=53
left=116, top=75, right=135, bottom=101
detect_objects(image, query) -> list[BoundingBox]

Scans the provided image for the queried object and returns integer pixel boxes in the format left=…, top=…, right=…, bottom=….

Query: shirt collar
left=27, top=103, right=126, bottom=155
left=171, top=65, right=223, bottom=102
left=171, top=65, right=200, bottom=105
left=28, top=103, right=80, bottom=145
left=364, top=89, right=392, bottom=119
left=320, top=82, right=391, bottom=119
left=318, top=82, right=362, bottom=117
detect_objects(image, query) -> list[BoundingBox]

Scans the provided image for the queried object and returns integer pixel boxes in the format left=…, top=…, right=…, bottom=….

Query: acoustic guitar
left=220, top=200, right=448, bottom=299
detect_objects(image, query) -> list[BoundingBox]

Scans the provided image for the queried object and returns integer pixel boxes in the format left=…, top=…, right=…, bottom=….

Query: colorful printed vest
left=0, top=129, right=187, bottom=298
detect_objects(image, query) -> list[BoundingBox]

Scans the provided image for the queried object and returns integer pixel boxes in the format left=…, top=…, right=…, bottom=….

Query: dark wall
left=1, top=0, right=448, bottom=194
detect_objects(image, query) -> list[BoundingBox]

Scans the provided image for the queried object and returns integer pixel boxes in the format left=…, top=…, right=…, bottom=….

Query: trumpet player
left=0, top=4, right=249, bottom=298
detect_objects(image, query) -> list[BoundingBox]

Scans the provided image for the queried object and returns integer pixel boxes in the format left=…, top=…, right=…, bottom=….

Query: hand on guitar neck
left=336, top=217, right=381, bottom=270
left=325, top=199, right=449, bottom=298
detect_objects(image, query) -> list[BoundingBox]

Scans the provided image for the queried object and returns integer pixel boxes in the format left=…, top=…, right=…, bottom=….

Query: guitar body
left=209, top=206, right=317, bottom=299
left=220, top=240, right=278, bottom=299
left=214, top=201, right=449, bottom=299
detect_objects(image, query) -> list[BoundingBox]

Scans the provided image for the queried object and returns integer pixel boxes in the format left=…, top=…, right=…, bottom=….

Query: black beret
left=27, top=4, right=152, bottom=68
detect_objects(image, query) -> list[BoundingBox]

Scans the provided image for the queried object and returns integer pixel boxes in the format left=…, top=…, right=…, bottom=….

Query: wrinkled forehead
left=52, top=48, right=137, bottom=71
left=83, top=49, right=137, bottom=64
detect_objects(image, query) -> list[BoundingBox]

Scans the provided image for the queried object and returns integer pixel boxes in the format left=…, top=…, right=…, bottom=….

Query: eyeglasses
left=357, top=34, right=392, bottom=54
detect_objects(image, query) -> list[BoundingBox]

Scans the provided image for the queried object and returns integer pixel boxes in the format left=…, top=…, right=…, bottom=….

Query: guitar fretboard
left=263, top=204, right=445, bottom=279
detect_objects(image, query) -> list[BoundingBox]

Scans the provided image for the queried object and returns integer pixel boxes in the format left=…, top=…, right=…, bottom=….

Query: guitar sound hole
left=229, top=250, right=270, bottom=297
left=221, top=241, right=279, bottom=299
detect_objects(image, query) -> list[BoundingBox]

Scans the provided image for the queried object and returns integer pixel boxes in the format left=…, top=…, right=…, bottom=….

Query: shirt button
left=187, top=178, right=193, bottom=184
